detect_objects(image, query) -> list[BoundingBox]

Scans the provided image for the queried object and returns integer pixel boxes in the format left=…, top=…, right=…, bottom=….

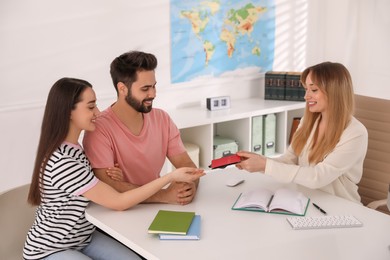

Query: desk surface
left=86, top=167, right=390, bottom=260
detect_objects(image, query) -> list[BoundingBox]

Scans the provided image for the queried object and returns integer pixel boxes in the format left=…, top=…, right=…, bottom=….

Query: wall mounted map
left=170, top=0, right=275, bottom=84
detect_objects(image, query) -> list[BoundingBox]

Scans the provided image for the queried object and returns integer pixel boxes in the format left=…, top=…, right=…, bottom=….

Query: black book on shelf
left=264, top=71, right=276, bottom=100
left=285, top=72, right=302, bottom=101
left=275, top=72, right=286, bottom=100
left=265, top=71, right=286, bottom=100
left=285, top=72, right=297, bottom=101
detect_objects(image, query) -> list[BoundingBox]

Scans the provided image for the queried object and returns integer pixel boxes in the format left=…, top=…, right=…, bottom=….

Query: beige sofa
left=355, top=95, right=390, bottom=214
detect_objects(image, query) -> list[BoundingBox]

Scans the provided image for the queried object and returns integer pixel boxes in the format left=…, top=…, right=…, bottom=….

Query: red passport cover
left=210, top=154, right=241, bottom=169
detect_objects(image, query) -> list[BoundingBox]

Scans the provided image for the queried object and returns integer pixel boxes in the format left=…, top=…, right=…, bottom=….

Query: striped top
left=23, top=142, right=99, bottom=259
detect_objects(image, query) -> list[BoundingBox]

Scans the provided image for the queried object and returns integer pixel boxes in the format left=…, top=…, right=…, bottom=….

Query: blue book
left=159, top=215, right=201, bottom=240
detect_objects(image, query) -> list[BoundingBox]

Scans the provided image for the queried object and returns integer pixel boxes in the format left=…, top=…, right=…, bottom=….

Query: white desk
left=86, top=167, right=390, bottom=260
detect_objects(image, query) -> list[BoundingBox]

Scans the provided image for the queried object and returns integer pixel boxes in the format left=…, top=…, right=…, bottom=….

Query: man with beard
left=83, top=51, right=199, bottom=205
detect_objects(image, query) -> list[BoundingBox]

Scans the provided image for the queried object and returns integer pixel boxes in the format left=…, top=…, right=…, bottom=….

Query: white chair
left=367, top=184, right=390, bottom=211
left=0, top=184, right=36, bottom=260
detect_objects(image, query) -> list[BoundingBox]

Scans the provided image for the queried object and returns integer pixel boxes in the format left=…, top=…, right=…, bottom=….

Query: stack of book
left=148, top=210, right=201, bottom=240
left=264, top=71, right=305, bottom=101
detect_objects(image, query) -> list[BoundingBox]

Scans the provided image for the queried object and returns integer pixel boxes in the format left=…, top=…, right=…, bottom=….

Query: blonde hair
left=291, top=62, right=354, bottom=164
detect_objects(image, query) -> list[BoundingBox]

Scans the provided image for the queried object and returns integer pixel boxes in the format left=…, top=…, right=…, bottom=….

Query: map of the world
left=170, top=0, right=275, bottom=84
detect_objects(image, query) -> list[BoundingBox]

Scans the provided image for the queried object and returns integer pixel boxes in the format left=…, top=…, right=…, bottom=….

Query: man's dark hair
left=110, top=51, right=158, bottom=94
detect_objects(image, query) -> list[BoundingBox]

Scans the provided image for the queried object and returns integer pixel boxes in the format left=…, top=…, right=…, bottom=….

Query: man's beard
left=125, top=91, right=153, bottom=113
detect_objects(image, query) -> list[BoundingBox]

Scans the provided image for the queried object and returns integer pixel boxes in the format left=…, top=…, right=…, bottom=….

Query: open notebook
left=232, top=187, right=310, bottom=216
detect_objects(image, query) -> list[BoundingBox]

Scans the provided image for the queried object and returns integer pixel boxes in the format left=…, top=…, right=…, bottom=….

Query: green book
left=148, top=210, right=195, bottom=235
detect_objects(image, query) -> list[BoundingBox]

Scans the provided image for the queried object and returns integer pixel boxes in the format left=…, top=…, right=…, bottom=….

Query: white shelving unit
left=166, top=98, right=306, bottom=169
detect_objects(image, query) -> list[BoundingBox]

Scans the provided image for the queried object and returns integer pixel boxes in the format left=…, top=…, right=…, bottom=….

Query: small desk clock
left=206, top=96, right=231, bottom=111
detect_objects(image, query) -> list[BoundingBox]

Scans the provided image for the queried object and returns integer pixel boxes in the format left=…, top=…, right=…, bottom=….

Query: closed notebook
left=159, top=215, right=201, bottom=240
left=148, top=210, right=195, bottom=235
left=232, top=187, right=310, bottom=216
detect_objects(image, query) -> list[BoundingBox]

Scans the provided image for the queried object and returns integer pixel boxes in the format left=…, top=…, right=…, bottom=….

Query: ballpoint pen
left=312, top=202, right=327, bottom=215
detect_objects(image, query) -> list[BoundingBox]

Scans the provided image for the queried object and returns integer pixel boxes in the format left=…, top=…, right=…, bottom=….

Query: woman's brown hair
left=28, top=78, right=92, bottom=205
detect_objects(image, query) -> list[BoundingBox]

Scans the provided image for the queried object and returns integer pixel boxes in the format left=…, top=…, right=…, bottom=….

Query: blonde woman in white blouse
left=236, top=62, right=368, bottom=203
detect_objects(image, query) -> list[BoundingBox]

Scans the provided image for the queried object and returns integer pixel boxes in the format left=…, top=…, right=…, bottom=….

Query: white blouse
left=265, top=117, right=368, bottom=203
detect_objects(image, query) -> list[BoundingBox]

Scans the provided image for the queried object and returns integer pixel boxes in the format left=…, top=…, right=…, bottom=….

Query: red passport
left=210, top=154, right=241, bottom=169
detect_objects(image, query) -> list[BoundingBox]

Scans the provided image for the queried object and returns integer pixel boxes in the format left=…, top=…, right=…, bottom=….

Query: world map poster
left=170, top=0, right=275, bottom=84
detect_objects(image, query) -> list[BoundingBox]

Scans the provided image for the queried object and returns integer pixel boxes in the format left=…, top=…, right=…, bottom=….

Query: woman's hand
left=106, top=163, right=124, bottom=181
left=170, top=167, right=205, bottom=183
left=235, top=151, right=267, bottom=172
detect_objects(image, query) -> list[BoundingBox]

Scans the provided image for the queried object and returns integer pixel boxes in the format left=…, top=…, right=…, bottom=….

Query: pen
left=266, top=195, right=274, bottom=209
left=312, top=203, right=327, bottom=215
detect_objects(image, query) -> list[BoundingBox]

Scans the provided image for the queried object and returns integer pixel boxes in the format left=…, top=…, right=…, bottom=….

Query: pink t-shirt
left=83, top=107, right=186, bottom=185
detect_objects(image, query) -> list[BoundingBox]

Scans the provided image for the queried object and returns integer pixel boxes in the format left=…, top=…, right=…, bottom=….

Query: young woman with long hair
left=23, top=78, right=204, bottom=259
left=236, top=62, right=368, bottom=203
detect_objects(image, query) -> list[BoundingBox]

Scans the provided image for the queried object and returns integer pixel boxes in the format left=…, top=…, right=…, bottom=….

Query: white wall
left=1, top=0, right=389, bottom=193
left=305, top=0, right=390, bottom=100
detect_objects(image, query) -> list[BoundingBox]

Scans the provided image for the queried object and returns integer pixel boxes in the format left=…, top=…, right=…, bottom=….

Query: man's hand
left=173, top=181, right=197, bottom=205
left=157, top=181, right=197, bottom=205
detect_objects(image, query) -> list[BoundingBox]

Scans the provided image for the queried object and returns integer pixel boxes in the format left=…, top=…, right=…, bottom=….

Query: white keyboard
left=286, top=215, right=363, bottom=230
